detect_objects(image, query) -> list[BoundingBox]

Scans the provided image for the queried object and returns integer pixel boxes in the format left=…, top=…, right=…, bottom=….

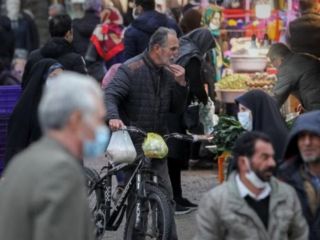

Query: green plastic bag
left=142, top=133, right=168, bottom=159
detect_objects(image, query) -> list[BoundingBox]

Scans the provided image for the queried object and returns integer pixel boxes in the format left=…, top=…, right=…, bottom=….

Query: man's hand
left=109, top=119, right=125, bottom=131
left=168, top=64, right=186, bottom=87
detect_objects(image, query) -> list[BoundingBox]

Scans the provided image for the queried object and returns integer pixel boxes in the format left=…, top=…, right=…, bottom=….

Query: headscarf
left=4, top=59, right=62, bottom=165
left=201, top=6, right=224, bottom=81
left=90, top=6, right=124, bottom=62
left=235, top=90, right=289, bottom=162
left=201, top=6, right=223, bottom=37
left=175, top=28, right=216, bottom=67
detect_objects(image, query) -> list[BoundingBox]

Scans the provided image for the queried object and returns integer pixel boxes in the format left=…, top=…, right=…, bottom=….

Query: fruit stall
left=215, top=34, right=276, bottom=103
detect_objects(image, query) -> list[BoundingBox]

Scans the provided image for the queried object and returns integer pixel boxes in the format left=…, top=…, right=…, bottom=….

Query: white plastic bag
left=199, top=97, right=219, bottom=134
left=106, top=130, right=137, bottom=164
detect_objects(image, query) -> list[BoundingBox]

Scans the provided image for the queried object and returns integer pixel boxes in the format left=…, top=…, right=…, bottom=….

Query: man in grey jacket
left=0, top=72, right=110, bottom=240
left=194, top=131, right=308, bottom=240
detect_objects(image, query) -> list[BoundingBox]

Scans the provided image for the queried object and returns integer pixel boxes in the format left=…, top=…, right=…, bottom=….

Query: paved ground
left=85, top=158, right=217, bottom=240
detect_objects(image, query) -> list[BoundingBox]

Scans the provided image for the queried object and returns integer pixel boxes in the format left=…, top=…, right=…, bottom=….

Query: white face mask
left=237, top=111, right=252, bottom=131
left=209, top=22, right=220, bottom=30
left=244, top=158, right=269, bottom=189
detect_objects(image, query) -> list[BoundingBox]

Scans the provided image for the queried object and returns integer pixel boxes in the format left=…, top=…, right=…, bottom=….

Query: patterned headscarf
left=90, top=6, right=124, bottom=61
left=201, top=6, right=223, bottom=28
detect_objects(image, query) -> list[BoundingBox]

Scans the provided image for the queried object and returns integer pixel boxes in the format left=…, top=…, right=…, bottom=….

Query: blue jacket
left=278, top=110, right=320, bottom=240
left=123, top=10, right=182, bottom=60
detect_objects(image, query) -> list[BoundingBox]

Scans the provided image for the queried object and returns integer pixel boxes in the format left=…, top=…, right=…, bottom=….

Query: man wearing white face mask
left=0, top=72, right=109, bottom=240
left=194, top=131, right=308, bottom=240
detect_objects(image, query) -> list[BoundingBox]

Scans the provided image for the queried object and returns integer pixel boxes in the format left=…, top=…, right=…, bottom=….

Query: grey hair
left=38, top=71, right=103, bottom=131
left=148, top=27, right=177, bottom=50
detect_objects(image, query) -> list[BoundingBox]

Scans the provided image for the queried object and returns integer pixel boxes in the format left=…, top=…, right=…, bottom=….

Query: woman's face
left=238, top=104, right=253, bottom=131
left=209, top=12, right=221, bottom=30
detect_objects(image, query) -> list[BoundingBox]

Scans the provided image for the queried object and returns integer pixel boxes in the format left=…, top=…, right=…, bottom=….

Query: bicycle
left=84, top=126, right=198, bottom=240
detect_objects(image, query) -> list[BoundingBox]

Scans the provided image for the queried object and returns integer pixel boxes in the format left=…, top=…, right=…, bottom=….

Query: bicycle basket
left=142, top=133, right=168, bottom=159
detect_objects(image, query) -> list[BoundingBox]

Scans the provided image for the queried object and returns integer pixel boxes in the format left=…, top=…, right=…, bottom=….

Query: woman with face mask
left=201, top=6, right=224, bottom=82
left=235, top=90, right=289, bottom=162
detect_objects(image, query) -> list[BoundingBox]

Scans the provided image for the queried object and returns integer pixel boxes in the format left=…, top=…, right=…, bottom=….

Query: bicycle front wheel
left=124, top=184, right=173, bottom=240
left=84, top=167, right=105, bottom=240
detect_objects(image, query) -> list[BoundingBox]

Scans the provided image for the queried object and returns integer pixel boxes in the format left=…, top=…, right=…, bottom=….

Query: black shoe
left=175, top=204, right=191, bottom=215
left=177, top=198, right=198, bottom=208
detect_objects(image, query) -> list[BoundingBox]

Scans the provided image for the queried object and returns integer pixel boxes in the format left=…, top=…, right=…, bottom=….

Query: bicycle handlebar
left=119, top=126, right=211, bottom=143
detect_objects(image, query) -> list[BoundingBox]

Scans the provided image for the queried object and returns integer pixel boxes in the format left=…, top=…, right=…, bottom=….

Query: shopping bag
left=199, top=97, right=219, bottom=134
left=106, top=130, right=137, bottom=164
left=182, top=101, right=200, bottom=130
left=142, top=133, right=168, bottom=159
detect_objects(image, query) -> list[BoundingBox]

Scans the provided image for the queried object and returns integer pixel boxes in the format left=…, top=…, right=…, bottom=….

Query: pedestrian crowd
left=0, top=0, right=320, bottom=240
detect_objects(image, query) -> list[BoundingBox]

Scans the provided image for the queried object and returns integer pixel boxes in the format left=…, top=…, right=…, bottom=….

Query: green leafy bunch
left=211, top=115, right=245, bottom=155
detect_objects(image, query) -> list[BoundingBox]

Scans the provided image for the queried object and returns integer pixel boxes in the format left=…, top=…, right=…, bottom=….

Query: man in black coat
left=105, top=27, right=187, bottom=240
left=123, top=0, right=182, bottom=60
left=287, top=0, right=320, bottom=57
left=267, top=43, right=320, bottom=111
left=278, top=110, right=320, bottom=240
left=22, top=14, right=87, bottom=89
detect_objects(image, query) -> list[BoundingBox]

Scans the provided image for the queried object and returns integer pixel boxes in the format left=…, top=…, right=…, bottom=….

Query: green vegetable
left=211, top=115, right=245, bottom=156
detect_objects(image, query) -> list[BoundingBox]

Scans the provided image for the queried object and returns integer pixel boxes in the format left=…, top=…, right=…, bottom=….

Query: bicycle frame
left=88, top=126, right=201, bottom=234
left=91, top=155, right=155, bottom=231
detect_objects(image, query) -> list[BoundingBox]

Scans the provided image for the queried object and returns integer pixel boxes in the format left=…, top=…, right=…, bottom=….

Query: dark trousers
left=167, top=157, right=183, bottom=201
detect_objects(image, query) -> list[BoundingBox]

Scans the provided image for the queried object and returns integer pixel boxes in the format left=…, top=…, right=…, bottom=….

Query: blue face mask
left=83, top=125, right=111, bottom=159
left=237, top=111, right=253, bottom=131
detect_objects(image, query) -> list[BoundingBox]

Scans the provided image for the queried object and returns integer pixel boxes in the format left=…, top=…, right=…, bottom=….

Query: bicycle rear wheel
left=124, top=184, right=173, bottom=240
left=84, top=167, right=105, bottom=240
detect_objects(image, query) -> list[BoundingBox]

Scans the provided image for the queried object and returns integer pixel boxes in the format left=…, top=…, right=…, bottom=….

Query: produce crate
left=216, top=89, right=247, bottom=103
left=0, top=115, right=10, bottom=175
left=0, top=85, right=22, bottom=115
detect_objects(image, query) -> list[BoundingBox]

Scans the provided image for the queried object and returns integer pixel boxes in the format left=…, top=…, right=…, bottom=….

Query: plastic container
left=0, top=115, right=10, bottom=175
left=230, top=55, right=268, bottom=72
left=0, top=85, right=22, bottom=115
